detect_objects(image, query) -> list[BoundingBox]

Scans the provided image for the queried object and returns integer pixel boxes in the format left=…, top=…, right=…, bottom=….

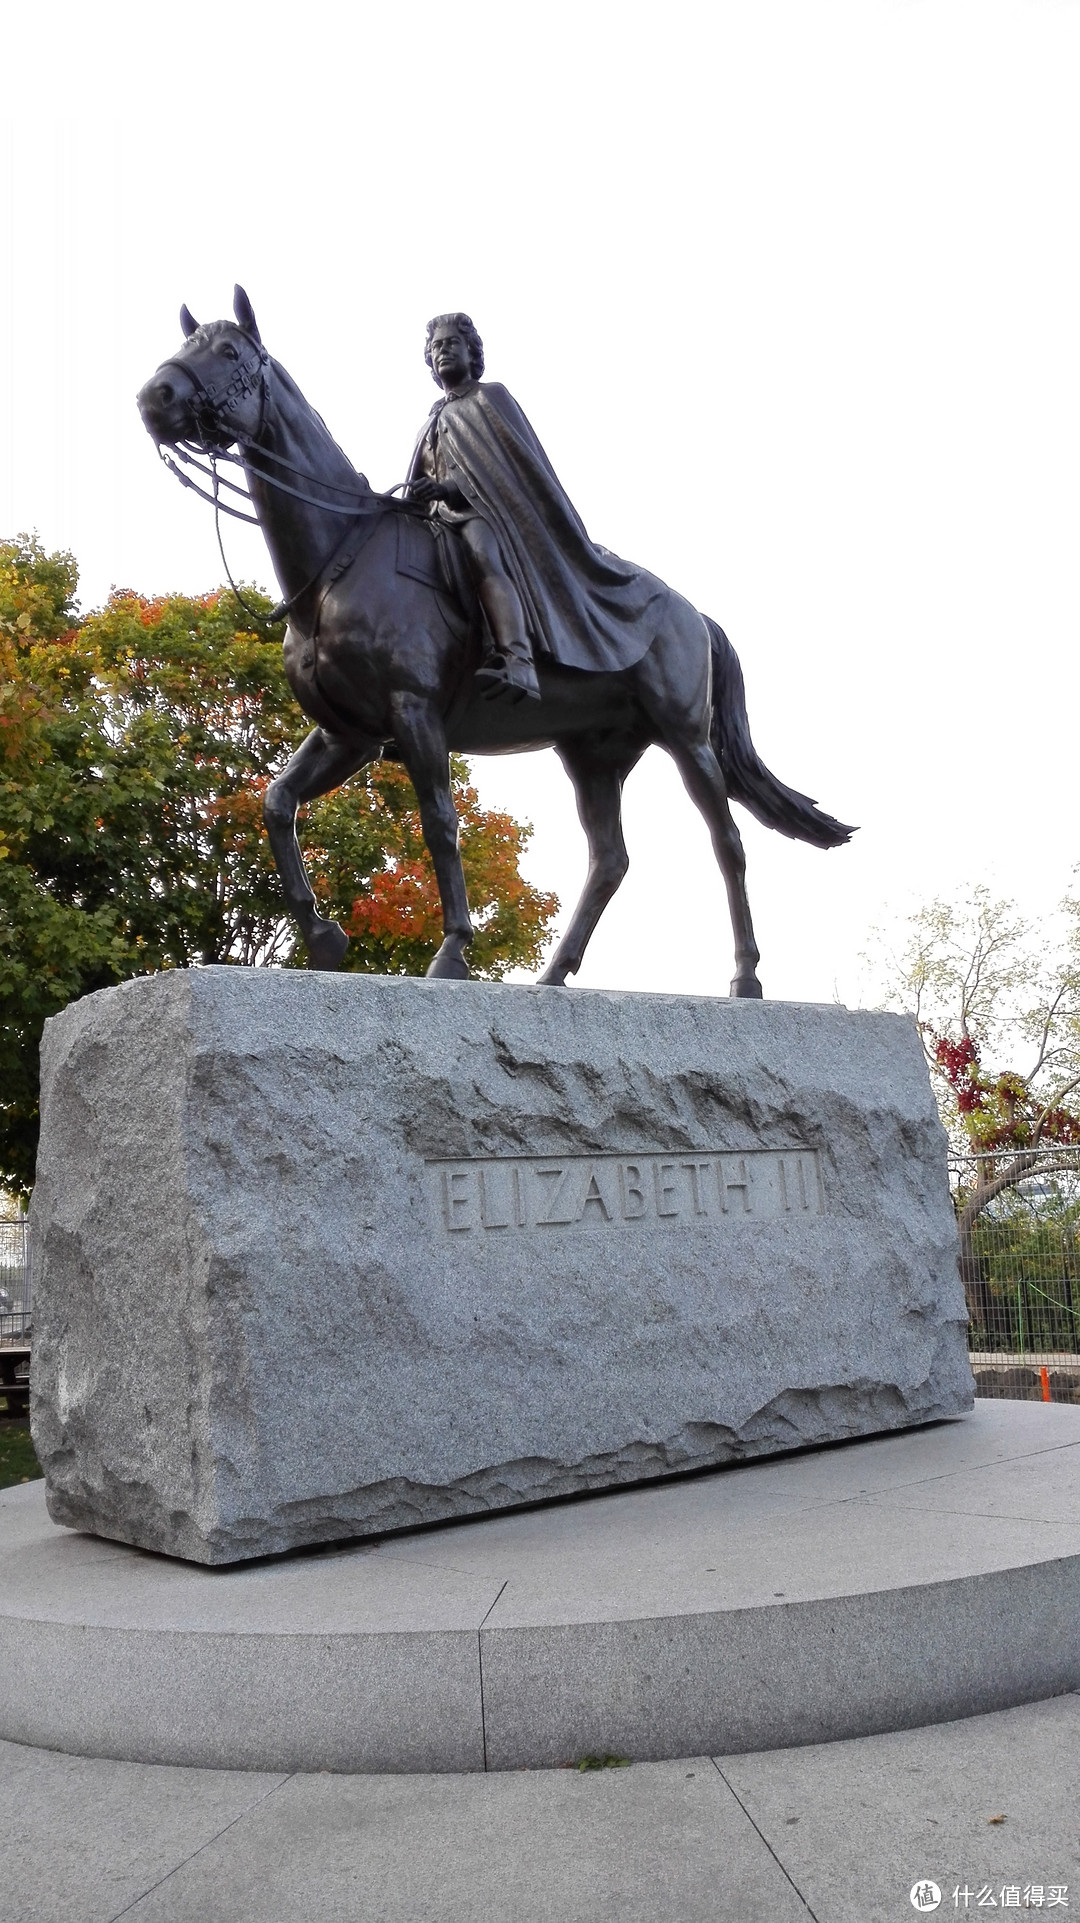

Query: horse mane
left=264, top=354, right=366, bottom=491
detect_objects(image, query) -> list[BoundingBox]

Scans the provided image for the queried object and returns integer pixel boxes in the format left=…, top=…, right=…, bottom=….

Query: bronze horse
left=137, top=288, right=853, bottom=993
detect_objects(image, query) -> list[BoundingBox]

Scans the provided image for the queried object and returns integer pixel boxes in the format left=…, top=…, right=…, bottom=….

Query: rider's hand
left=409, top=478, right=448, bottom=505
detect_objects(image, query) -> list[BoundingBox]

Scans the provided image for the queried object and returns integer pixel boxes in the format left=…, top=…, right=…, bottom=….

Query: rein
left=155, top=332, right=419, bottom=627
left=159, top=444, right=262, bottom=522
left=210, top=464, right=373, bottom=630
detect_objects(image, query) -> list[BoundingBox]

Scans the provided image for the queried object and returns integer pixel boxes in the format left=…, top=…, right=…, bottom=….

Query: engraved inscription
left=429, top=1149, right=823, bottom=1234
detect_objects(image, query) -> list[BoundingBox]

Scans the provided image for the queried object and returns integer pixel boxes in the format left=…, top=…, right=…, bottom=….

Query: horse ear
left=179, top=304, right=199, bottom=338
left=233, top=285, right=261, bottom=343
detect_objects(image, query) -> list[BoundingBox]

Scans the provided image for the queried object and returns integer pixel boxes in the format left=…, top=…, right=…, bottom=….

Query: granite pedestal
left=30, top=972, right=972, bottom=1563
left=4, top=1405, right=1078, bottom=1773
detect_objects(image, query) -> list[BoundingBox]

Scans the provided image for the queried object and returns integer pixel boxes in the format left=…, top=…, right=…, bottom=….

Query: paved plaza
left=6, top=1407, right=1078, bottom=1916
left=3, top=1693, right=1077, bottom=1923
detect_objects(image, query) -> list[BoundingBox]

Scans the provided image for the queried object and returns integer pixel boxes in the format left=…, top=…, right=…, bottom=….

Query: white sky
left=2, top=0, right=1078, bottom=1004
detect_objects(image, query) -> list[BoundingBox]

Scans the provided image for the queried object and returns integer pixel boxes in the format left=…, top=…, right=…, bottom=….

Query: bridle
left=152, top=327, right=416, bottom=626
left=157, top=329, right=269, bottom=437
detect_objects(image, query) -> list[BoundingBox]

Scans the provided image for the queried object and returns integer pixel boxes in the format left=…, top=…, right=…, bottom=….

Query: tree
left=0, top=539, right=134, bottom=1195
left=872, top=884, right=1080, bottom=1320
left=0, top=539, right=557, bottom=1195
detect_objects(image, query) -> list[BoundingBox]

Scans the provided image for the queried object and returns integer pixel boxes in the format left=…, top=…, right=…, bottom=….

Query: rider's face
left=429, top=325, right=472, bottom=389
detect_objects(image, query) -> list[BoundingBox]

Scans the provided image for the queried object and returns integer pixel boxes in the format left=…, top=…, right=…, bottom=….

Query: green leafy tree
left=0, top=539, right=132, bottom=1194
left=0, top=538, right=557, bottom=1195
left=965, top=1186, right=1080, bottom=1353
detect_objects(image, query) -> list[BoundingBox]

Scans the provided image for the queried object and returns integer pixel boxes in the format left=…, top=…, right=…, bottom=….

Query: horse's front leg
left=264, top=726, right=381, bottom=969
left=390, top=691, right=474, bottom=980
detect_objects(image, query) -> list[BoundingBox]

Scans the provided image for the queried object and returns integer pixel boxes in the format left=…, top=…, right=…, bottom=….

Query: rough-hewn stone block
left=30, top=971, right=973, bottom=1563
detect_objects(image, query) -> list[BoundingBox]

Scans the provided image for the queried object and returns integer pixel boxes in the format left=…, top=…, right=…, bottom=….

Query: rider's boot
left=476, top=640, right=541, bottom=703
left=475, top=579, right=541, bottom=703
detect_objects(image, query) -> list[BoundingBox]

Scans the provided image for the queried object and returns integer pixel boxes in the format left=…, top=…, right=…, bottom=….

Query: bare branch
left=956, top=1150, right=1079, bottom=1233
left=1032, top=1071, right=1080, bottom=1143
left=1025, top=980, right=1071, bottom=1083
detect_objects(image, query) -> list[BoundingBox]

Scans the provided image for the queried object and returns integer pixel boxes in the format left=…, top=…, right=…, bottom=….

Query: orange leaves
left=107, top=589, right=223, bottom=629
left=346, top=865, right=443, bottom=944
left=303, top=757, right=557, bottom=978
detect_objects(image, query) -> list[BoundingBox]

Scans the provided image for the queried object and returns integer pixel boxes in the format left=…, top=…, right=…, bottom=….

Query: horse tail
left=706, top=616, right=856, bottom=850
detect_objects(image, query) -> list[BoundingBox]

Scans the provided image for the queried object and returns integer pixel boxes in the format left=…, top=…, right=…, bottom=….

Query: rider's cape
left=407, top=381, right=669, bottom=674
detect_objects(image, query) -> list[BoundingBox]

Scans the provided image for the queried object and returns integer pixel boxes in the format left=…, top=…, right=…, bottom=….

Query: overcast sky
left=2, top=1, right=1077, bottom=1005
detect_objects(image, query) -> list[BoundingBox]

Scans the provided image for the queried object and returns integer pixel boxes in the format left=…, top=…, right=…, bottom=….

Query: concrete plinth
left=3, top=1405, right=1079, bottom=1773
left=30, top=971, right=971, bottom=1564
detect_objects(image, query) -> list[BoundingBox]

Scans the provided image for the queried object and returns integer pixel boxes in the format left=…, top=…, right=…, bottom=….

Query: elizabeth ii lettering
left=429, top=1149, right=823, bottom=1235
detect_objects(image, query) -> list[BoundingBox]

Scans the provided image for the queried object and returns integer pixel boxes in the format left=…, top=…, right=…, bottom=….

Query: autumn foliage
left=872, top=887, right=1080, bottom=1320
left=0, top=537, right=557, bottom=1193
left=875, top=886, right=1080, bottom=1160
left=931, top=1030, right=1080, bottom=1150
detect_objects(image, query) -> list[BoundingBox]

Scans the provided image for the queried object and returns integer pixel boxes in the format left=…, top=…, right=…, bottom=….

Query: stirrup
left=475, top=650, right=541, bottom=703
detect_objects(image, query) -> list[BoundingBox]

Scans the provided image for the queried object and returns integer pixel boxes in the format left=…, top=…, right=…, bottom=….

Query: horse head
left=137, top=286, right=268, bottom=451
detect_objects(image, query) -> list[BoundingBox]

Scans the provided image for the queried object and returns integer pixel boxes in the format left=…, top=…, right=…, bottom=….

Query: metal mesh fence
left=0, top=1219, right=31, bottom=1345
left=949, top=1147, right=1080, bottom=1404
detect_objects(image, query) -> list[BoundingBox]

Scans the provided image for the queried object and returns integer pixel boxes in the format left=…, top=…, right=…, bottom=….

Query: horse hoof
left=426, top=947, right=471, bottom=981
left=537, top=963, right=570, bottom=986
left=306, top=920, right=349, bottom=971
left=730, top=973, right=764, bottom=999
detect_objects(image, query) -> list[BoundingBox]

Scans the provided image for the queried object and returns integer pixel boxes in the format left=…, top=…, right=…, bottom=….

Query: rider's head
left=424, top=313, right=484, bottom=385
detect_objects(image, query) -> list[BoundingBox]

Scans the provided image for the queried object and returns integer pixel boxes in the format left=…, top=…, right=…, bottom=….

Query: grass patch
left=0, top=1421, right=41, bottom=1489
left=573, top=1755, right=630, bottom=1771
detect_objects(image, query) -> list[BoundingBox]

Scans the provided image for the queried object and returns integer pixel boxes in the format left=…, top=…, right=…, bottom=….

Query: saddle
left=394, top=512, right=475, bottom=639
left=375, top=512, right=483, bottom=760
left=394, top=511, right=540, bottom=704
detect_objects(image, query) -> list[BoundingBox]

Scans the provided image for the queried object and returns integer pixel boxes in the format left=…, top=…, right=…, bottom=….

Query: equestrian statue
left=137, top=288, right=854, bottom=995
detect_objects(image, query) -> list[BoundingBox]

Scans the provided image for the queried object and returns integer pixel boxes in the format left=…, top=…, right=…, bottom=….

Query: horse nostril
left=156, top=381, right=175, bottom=407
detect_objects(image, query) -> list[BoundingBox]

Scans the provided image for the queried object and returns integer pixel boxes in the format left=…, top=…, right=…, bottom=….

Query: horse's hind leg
left=264, top=726, right=381, bottom=969
left=631, top=602, right=763, bottom=998
left=667, top=737, right=763, bottom=996
left=538, top=735, right=643, bottom=987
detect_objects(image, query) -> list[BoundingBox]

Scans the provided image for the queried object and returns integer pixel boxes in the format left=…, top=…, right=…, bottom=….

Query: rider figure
left=408, top=315, right=541, bottom=703
left=407, top=311, right=669, bottom=699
